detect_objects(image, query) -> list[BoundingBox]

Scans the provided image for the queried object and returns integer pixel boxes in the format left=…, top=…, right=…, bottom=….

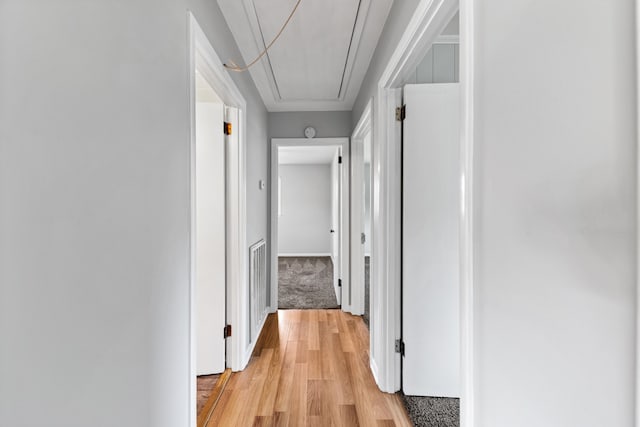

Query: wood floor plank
left=238, top=349, right=274, bottom=425
left=306, top=379, right=323, bottom=417
left=307, top=350, right=322, bottom=380
left=339, top=319, right=356, bottom=353
left=296, top=339, right=308, bottom=364
left=273, top=411, right=289, bottom=427
left=339, top=404, right=360, bottom=427
left=318, top=378, right=342, bottom=427
left=197, top=369, right=231, bottom=427
left=290, top=362, right=308, bottom=426
left=307, top=310, right=320, bottom=351
left=252, top=416, right=273, bottom=427
left=256, top=318, right=292, bottom=416
left=319, top=319, right=336, bottom=381
left=273, top=340, right=298, bottom=413
left=299, top=310, right=310, bottom=342
left=327, top=310, right=340, bottom=334
left=384, top=394, right=414, bottom=427
left=331, top=333, right=355, bottom=405
left=204, top=385, right=232, bottom=426
left=346, top=352, right=380, bottom=426
left=307, top=415, right=325, bottom=427
left=211, top=310, right=411, bottom=426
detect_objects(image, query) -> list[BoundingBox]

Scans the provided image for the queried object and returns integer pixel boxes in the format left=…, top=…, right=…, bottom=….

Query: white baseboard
left=278, top=253, right=332, bottom=257
left=370, top=357, right=380, bottom=385
left=240, top=312, right=268, bottom=371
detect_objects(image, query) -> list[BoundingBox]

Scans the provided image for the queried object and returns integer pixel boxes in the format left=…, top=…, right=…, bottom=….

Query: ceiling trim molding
left=219, top=0, right=393, bottom=112
left=337, top=0, right=371, bottom=101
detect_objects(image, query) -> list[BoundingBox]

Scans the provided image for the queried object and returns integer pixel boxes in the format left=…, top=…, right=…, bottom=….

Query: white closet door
left=402, top=83, right=460, bottom=397
left=195, top=101, right=226, bottom=375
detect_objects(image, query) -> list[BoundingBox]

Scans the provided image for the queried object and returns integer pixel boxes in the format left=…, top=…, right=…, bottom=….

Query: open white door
left=224, top=105, right=240, bottom=357
left=195, top=100, right=226, bottom=376
left=331, top=147, right=342, bottom=305
left=402, top=83, right=460, bottom=397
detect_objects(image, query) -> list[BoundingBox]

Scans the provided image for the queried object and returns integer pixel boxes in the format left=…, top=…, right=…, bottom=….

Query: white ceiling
left=279, top=145, right=339, bottom=165
left=218, top=0, right=393, bottom=112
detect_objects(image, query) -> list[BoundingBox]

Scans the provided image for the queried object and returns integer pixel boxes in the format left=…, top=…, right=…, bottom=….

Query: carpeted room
left=276, top=147, right=343, bottom=311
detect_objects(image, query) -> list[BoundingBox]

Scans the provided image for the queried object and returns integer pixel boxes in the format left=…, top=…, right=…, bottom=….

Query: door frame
left=370, top=1, right=475, bottom=425
left=188, top=12, right=248, bottom=427
left=270, top=138, right=351, bottom=312
left=636, top=1, right=640, bottom=425
left=350, top=99, right=373, bottom=317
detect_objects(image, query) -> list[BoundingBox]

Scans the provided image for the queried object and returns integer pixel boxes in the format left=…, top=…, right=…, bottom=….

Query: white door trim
left=188, top=12, right=248, bottom=427
left=459, top=1, right=476, bottom=425
left=372, top=2, right=474, bottom=423
left=351, top=100, right=373, bottom=317
left=636, top=0, right=640, bottom=425
left=270, top=138, right=351, bottom=312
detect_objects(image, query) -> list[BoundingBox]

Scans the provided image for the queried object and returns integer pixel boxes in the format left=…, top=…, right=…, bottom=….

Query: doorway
left=188, top=12, right=248, bottom=427
left=362, top=134, right=372, bottom=326
left=400, top=10, right=461, bottom=399
left=368, top=0, right=473, bottom=419
left=351, top=101, right=373, bottom=324
left=277, top=145, right=341, bottom=309
left=270, top=138, right=351, bottom=312
left=369, top=2, right=468, bottom=425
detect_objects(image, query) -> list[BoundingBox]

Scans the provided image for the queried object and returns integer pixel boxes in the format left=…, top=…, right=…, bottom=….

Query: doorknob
left=330, top=229, right=335, bottom=233
left=361, top=233, right=366, bottom=244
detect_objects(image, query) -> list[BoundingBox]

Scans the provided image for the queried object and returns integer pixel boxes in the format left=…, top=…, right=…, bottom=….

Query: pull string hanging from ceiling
left=224, top=0, right=303, bottom=72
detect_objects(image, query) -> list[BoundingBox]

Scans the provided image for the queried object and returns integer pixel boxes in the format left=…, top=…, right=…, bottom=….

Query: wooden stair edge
left=197, top=368, right=232, bottom=427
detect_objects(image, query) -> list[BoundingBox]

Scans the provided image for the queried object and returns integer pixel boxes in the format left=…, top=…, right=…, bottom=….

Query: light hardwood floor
left=208, top=309, right=412, bottom=426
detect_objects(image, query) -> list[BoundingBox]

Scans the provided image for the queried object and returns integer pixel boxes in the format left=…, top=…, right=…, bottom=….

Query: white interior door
left=402, top=83, right=460, bottom=397
left=338, top=147, right=350, bottom=311
left=337, top=149, right=342, bottom=305
left=363, top=133, right=372, bottom=318
left=195, top=101, right=226, bottom=375
left=331, top=149, right=341, bottom=304
left=350, top=138, right=366, bottom=315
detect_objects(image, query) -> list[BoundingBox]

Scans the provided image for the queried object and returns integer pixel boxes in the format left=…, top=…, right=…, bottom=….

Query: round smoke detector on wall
left=304, top=126, right=316, bottom=139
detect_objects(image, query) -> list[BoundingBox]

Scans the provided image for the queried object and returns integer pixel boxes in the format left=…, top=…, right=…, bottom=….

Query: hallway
left=2, top=1, right=637, bottom=426
left=206, top=310, right=411, bottom=426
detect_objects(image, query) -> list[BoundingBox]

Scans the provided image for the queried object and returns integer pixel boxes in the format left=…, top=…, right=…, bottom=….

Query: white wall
left=269, top=111, right=353, bottom=139
left=278, top=164, right=332, bottom=255
left=352, top=0, right=421, bottom=123
left=472, top=1, right=636, bottom=426
left=0, top=1, right=268, bottom=426
left=195, top=102, right=225, bottom=376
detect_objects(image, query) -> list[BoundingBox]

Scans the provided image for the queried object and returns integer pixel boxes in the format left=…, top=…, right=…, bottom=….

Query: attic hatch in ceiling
left=218, top=0, right=393, bottom=112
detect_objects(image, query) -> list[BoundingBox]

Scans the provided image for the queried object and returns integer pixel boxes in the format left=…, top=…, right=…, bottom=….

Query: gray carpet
left=400, top=393, right=460, bottom=427
left=278, top=257, right=339, bottom=309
